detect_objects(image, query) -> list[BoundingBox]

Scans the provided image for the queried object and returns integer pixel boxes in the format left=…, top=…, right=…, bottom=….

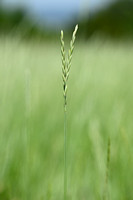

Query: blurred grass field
left=0, top=37, right=133, bottom=200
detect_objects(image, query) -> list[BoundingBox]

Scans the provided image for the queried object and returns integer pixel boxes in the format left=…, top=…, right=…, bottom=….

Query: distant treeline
left=0, top=6, right=53, bottom=39
left=78, top=0, right=133, bottom=39
left=0, top=0, right=133, bottom=39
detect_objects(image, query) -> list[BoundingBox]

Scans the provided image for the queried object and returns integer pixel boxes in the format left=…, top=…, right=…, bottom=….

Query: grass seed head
left=61, top=25, right=78, bottom=109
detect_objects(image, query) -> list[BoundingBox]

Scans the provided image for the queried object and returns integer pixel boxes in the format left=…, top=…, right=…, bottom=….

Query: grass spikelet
left=61, top=24, right=78, bottom=110
left=61, top=25, right=78, bottom=200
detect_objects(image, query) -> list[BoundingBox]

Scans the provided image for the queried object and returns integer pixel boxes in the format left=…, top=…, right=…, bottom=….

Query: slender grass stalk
left=103, top=138, right=111, bottom=200
left=25, top=68, right=31, bottom=199
left=61, top=25, right=78, bottom=200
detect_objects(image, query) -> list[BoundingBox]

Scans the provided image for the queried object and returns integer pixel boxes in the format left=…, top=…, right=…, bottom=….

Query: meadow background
left=0, top=0, right=133, bottom=200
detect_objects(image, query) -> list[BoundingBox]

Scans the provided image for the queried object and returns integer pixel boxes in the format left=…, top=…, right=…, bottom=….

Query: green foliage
left=0, top=5, right=55, bottom=39
left=1, top=0, right=133, bottom=40
left=79, top=0, right=133, bottom=39
left=0, top=7, right=24, bottom=30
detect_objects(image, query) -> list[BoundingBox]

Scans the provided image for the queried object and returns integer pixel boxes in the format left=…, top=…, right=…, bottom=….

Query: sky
left=3, top=0, right=113, bottom=10
left=2, top=0, right=114, bottom=28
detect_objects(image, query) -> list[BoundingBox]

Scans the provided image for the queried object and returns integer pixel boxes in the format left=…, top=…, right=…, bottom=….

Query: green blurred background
left=0, top=0, right=133, bottom=200
left=1, top=0, right=133, bottom=39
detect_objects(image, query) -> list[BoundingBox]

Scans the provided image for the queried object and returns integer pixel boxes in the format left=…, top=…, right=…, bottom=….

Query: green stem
left=103, top=138, right=111, bottom=200
left=64, top=108, right=67, bottom=200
